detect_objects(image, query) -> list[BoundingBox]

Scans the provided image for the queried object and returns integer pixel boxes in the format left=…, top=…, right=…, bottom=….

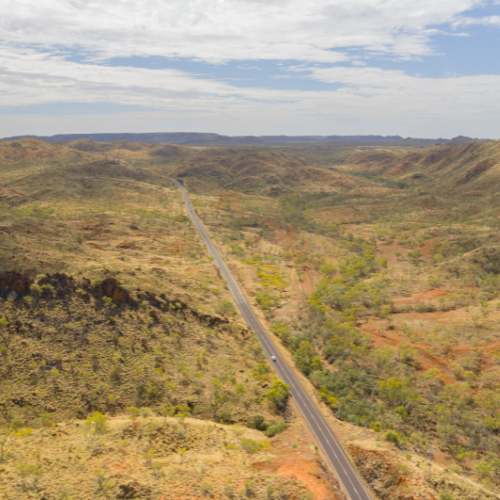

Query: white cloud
left=0, top=0, right=499, bottom=137
left=0, top=47, right=249, bottom=110
left=0, top=0, right=485, bottom=63
left=452, top=15, right=500, bottom=27
left=1, top=45, right=500, bottom=138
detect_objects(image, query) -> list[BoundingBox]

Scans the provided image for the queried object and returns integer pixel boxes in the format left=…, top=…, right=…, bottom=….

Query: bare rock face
left=0, top=271, right=33, bottom=298
left=0, top=270, right=249, bottom=338
left=116, top=481, right=152, bottom=499
left=96, top=277, right=138, bottom=306
left=348, top=445, right=414, bottom=500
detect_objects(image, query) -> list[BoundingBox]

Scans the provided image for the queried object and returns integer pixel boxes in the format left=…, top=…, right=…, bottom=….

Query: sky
left=1, top=0, right=500, bottom=138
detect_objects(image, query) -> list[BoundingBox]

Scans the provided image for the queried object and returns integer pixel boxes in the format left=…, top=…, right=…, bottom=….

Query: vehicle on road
left=271, top=355, right=277, bottom=362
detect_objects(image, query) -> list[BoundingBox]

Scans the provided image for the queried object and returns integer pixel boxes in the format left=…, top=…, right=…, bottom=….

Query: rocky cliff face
left=348, top=444, right=500, bottom=500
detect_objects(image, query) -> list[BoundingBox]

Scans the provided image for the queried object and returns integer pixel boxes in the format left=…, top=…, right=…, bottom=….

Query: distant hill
left=4, top=132, right=235, bottom=145
left=343, top=139, right=500, bottom=196
left=3, top=132, right=487, bottom=147
left=0, top=137, right=94, bottom=165
left=171, top=147, right=377, bottom=196
left=260, top=134, right=441, bottom=145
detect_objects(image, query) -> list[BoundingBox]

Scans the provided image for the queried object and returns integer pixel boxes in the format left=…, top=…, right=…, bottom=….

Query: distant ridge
left=2, top=132, right=487, bottom=146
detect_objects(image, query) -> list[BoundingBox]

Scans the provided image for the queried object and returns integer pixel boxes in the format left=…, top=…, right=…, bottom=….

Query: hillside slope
left=0, top=141, right=345, bottom=500
left=4, top=137, right=500, bottom=500
left=173, top=147, right=376, bottom=196
left=345, top=140, right=500, bottom=194
left=0, top=139, right=93, bottom=166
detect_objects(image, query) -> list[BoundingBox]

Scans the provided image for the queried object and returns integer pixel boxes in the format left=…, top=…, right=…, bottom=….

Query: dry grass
left=0, top=414, right=335, bottom=500
left=4, top=137, right=500, bottom=499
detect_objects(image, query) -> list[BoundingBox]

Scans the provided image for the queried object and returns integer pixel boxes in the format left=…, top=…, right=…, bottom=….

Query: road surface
left=171, top=178, right=372, bottom=500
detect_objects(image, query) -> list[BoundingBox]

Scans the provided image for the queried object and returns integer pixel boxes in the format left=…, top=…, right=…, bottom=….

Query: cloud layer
left=0, top=0, right=484, bottom=62
left=1, top=0, right=499, bottom=137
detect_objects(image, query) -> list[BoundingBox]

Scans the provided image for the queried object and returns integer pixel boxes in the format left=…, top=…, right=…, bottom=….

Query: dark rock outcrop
left=96, top=277, right=138, bottom=306
left=116, top=481, right=152, bottom=499
left=0, top=271, right=33, bottom=298
left=0, top=270, right=249, bottom=337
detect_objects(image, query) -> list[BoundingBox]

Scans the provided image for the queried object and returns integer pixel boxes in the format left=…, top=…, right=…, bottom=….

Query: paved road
left=171, top=179, right=372, bottom=500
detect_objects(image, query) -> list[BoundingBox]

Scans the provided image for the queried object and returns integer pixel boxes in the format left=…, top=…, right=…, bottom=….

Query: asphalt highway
left=171, top=178, right=372, bottom=500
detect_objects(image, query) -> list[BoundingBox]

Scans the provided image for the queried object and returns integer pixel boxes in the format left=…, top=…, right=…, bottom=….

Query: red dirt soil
left=392, top=288, right=449, bottom=306
left=254, top=431, right=342, bottom=500
left=361, top=324, right=456, bottom=383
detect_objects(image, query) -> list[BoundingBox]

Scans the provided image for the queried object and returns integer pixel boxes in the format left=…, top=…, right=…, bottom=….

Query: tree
left=378, top=377, right=419, bottom=408
left=256, top=292, right=279, bottom=311
left=271, top=322, right=291, bottom=344
left=310, top=357, right=323, bottom=372
left=157, top=403, right=176, bottom=424
left=320, top=262, right=336, bottom=276
left=293, top=341, right=315, bottom=375
left=86, top=411, right=108, bottom=434
left=476, top=454, right=500, bottom=484
left=265, top=380, right=290, bottom=410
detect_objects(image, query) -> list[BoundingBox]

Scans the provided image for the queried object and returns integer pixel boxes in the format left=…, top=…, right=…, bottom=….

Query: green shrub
left=41, top=413, right=53, bottom=428
left=292, top=341, right=316, bottom=375
left=41, top=284, right=55, bottom=296
left=86, top=411, right=108, bottom=434
left=217, top=299, right=237, bottom=317
left=200, top=481, right=213, bottom=497
left=320, top=262, right=336, bottom=276
left=126, top=406, right=140, bottom=419
left=29, top=284, right=42, bottom=295
left=475, top=454, right=500, bottom=482
left=271, top=322, right=291, bottom=343
left=17, top=463, right=42, bottom=491
left=384, top=430, right=402, bottom=447
left=241, top=438, right=263, bottom=453
left=265, top=381, right=290, bottom=410
left=253, top=415, right=269, bottom=431
left=139, top=407, right=151, bottom=418
left=256, top=292, right=279, bottom=310
left=265, top=421, right=287, bottom=437
left=439, top=490, right=455, bottom=500
left=11, top=419, right=24, bottom=431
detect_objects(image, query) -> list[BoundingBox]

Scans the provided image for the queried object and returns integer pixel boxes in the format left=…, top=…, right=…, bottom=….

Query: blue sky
left=1, top=0, right=500, bottom=138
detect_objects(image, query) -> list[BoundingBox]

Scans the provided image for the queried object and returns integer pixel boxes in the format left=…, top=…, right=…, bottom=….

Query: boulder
left=0, top=271, right=33, bottom=298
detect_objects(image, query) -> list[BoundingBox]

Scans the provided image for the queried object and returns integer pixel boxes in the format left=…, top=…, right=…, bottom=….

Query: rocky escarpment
left=0, top=271, right=242, bottom=331
left=0, top=271, right=263, bottom=424
left=348, top=444, right=499, bottom=500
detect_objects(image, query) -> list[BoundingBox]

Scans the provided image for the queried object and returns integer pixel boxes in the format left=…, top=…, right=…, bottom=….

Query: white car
left=271, top=355, right=277, bottom=362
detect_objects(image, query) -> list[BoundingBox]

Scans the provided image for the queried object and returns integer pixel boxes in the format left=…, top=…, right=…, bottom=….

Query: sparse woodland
left=2, top=137, right=500, bottom=499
